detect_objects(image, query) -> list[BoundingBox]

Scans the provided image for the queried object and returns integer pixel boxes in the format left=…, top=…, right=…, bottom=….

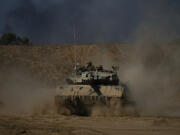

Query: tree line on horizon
left=0, top=33, right=30, bottom=45
left=0, top=33, right=180, bottom=46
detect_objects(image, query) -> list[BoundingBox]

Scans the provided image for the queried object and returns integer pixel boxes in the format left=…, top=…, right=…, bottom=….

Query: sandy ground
left=0, top=114, right=180, bottom=135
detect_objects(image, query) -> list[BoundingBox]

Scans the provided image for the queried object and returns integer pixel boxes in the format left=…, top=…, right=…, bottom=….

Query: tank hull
left=55, top=85, right=126, bottom=115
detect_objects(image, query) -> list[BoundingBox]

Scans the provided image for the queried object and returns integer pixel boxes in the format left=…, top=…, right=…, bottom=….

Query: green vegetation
left=0, top=33, right=30, bottom=45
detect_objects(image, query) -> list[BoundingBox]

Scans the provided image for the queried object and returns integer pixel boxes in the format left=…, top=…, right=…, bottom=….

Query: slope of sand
left=0, top=44, right=130, bottom=86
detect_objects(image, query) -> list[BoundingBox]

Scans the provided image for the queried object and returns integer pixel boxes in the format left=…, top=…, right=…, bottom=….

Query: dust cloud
left=89, top=44, right=180, bottom=117
left=115, top=1, right=180, bottom=116
left=0, top=67, right=56, bottom=115
left=118, top=45, right=180, bottom=117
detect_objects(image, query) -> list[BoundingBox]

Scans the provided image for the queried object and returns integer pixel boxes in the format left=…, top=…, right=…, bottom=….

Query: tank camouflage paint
left=55, top=62, right=128, bottom=115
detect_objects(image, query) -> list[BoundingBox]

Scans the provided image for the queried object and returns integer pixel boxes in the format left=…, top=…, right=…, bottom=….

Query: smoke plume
left=118, top=45, right=180, bottom=117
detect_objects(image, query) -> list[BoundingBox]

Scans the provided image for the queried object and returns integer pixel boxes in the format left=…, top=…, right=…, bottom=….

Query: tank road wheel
left=54, top=96, right=71, bottom=115
left=55, top=96, right=89, bottom=116
left=72, top=97, right=89, bottom=116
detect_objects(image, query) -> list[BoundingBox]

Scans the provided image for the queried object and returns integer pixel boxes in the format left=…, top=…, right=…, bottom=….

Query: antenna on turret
left=73, top=23, right=76, bottom=43
left=73, top=23, right=77, bottom=70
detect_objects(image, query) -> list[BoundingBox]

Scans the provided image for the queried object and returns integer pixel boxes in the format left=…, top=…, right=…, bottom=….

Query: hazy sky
left=0, top=0, right=180, bottom=44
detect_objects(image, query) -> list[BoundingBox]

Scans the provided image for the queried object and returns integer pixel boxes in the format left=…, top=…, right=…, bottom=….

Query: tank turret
left=66, top=62, right=119, bottom=85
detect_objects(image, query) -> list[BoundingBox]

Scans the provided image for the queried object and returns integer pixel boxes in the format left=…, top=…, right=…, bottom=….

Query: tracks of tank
left=55, top=95, right=125, bottom=116
left=55, top=95, right=124, bottom=105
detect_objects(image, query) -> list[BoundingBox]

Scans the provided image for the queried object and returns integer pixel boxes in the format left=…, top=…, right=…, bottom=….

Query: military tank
left=55, top=62, right=129, bottom=115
